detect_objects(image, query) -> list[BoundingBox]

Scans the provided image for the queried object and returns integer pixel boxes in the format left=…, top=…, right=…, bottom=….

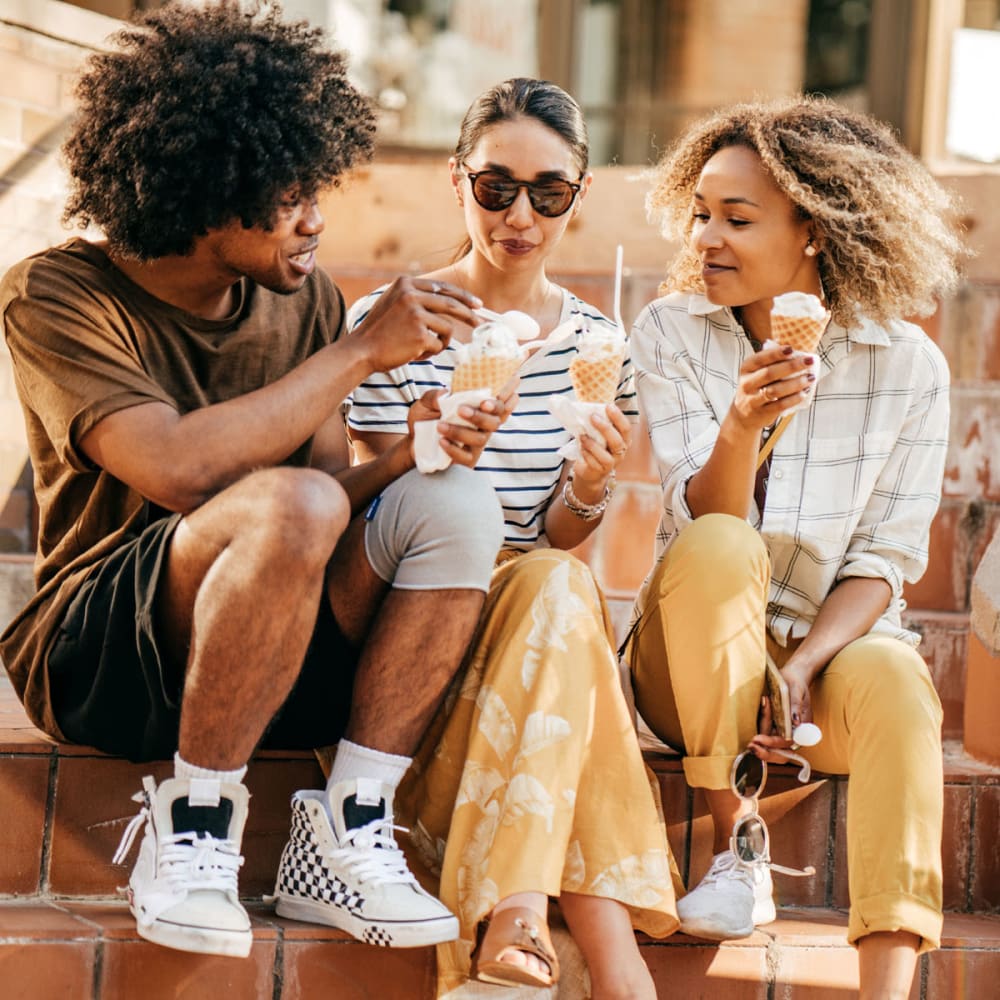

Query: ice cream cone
left=569, top=352, right=623, bottom=403
left=769, top=291, right=829, bottom=353
left=451, top=354, right=522, bottom=394
left=769, top=313, right=827, bottom=354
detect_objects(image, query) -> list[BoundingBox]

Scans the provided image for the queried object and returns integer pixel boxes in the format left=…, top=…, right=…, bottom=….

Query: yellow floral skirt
left=394, top=548, right=681, bottom=996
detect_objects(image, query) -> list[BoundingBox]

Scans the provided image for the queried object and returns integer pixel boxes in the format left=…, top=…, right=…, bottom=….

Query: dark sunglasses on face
left=462, top=164, right=583, bottom=218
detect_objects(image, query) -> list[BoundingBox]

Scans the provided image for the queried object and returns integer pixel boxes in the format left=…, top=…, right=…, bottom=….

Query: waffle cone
left=769, top=313, right=827, bottom=353
left=450, top=354, right=521, bottom=394
left=569, top=353, right=622, bottom=403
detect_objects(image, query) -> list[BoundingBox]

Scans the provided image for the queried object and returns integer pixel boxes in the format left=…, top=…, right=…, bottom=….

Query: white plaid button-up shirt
left=631, top=292, right=950, bottom=647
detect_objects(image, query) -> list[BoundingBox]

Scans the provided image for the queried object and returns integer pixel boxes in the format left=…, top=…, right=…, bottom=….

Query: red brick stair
left=1, top=673, right=998, bottom=998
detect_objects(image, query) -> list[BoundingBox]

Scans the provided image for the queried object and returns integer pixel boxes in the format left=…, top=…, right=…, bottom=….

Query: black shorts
left=48, top=515, right=358, bottom=762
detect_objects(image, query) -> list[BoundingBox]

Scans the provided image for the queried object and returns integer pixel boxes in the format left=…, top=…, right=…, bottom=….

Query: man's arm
left=80, top=278, right=480, bottom=513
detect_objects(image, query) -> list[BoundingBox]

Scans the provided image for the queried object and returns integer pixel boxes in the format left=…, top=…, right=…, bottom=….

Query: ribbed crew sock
left=174, top=752, right=248, bottom=807
left=325, top=738, right=411, bottom=825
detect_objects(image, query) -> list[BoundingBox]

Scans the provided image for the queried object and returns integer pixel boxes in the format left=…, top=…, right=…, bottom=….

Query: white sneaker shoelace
left=157, top=832, right=243, bottom=893
left=330, top=816, right=418, bottom=889
left=113, top=791, right=244, bottom=910
left=698, top=851, right=758, bottom=891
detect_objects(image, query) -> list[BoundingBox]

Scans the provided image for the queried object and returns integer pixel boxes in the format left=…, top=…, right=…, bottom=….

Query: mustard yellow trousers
left=628, top=514, right=944, bottom=950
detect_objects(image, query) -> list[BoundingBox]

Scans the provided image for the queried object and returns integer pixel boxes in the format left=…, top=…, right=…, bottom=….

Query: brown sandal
left=472, top=906, right=560, bottom=988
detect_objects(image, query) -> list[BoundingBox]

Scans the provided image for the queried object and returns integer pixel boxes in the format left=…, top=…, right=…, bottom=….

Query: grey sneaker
left=113, top=775, right=251, bottom=957
left=677, top=850, right=775, bottom=939
left=271, top=777, right=458, bottom=947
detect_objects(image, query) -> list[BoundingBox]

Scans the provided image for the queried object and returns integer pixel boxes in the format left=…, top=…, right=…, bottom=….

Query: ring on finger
left=611, top=448, right=626, bottom=458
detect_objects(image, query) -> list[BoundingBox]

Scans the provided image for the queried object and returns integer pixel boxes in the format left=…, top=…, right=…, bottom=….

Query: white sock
left=326, top=739, right=410, bottom=797
left=174, top=752, right=247, bottom=807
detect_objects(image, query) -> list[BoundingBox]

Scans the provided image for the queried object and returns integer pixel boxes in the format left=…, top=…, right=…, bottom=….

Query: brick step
left=0, top=899, right=997, bottom=999
left=2, top=678, right=998, bottom=914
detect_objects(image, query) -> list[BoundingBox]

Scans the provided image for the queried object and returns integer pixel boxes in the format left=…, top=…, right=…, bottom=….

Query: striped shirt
left=346, top=285, right=637, bottom=550
left=631, top=291, right=950, bottom=646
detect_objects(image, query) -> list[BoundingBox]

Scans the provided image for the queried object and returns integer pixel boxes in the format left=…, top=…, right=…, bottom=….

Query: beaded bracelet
left=562, top=473, right=616, bottom=521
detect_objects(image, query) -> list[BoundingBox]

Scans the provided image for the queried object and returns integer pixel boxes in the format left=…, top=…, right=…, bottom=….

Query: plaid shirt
left=631, top=292, right=950, bottom=647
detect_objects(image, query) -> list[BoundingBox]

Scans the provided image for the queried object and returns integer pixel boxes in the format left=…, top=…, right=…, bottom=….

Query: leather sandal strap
left=483, top=906, right=559, bottom=977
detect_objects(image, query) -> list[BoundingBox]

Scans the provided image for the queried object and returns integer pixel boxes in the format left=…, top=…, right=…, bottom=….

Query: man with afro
left=0, top=0, right=507, bottom=959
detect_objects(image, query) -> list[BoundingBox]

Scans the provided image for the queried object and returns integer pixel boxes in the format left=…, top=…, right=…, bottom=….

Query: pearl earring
left=805, top=243, right=817, bottom=257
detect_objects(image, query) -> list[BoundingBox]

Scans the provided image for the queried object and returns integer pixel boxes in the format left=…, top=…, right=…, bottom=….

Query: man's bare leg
left=156, top=467, right=350, bottom=768
left=325, top=512, right=486, bottom=755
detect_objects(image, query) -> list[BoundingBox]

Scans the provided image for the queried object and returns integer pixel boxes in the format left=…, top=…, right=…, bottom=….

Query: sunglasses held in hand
left=730, top=750, right=816, bottom=879
left=462, top=164, right=583, bottom=217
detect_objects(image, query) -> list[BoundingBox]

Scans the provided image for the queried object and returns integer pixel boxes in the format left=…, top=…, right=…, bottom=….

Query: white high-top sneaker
left=113, top=775, right=251, bottom=957
left=676, top=851, right=776, bottom=940
left=271, top=777, right=458, bottom=947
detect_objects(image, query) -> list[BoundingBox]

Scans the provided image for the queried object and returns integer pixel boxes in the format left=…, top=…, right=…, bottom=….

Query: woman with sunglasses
left=342, top=78, right=679, bottom=998
left=624, top=96, right=964, bottom=999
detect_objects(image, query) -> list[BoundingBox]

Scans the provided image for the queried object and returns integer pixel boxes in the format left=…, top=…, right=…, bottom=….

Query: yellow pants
left=628, top=514, right=944, bottom=951
left=395, top=548, right=680, bottom=996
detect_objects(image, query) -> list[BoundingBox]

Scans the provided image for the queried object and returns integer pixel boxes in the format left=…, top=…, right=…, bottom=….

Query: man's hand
left=353, top=277, right=482, bottom=372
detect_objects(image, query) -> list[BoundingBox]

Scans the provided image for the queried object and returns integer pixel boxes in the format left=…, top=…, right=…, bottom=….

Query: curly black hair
left=62, top=0, right=375, bottom=260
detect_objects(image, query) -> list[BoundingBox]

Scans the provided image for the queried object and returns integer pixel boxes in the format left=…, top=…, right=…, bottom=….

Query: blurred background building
left=48, top=0, right=1000, bottom=166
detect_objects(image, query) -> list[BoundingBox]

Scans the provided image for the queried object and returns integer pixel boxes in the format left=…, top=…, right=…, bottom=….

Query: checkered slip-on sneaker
left=271, top=777, right=459, bottom=947
left=112, top=775, right=252, bottom=957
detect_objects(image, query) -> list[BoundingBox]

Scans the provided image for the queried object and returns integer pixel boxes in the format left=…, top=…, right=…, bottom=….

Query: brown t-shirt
left=0, top=238, right=345, bottom=735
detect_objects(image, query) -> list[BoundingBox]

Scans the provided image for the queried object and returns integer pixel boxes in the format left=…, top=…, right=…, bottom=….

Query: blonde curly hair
left=647, top=96, right=967, bottom=329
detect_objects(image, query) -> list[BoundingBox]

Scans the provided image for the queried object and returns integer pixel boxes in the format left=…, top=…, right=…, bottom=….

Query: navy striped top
left=346, top=285, right=637, bottom=550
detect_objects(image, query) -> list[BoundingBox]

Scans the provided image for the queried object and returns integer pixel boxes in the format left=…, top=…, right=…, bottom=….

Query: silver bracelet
left=562, top=473, right=616, bottom=521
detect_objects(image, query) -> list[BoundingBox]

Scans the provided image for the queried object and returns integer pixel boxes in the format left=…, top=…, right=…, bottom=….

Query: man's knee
left=365, top=467, right=503, bottom=591
left=235, top=467, right=350, bottom=561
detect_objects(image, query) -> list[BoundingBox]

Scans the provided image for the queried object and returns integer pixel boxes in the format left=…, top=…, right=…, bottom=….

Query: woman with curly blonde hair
left=623, top=96, right=965, bottom=999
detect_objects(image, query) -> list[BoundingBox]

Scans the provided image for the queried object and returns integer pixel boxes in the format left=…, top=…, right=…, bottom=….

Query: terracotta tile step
left=1, top=675, right=999, bottom=915
left=0, top=900, right=997, bottom=999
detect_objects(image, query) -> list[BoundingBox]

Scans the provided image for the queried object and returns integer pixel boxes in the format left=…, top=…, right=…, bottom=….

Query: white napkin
left=762, top=339, right=821, bottom=413
left=547, top=395, right=609, bottom=461
left=413, top=388, right=493, bottom=473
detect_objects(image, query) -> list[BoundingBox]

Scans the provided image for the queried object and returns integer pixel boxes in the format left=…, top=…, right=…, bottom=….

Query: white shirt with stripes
left=346, top=285, right=637, bottom=551
left=631, top=291, right=950, bottom=647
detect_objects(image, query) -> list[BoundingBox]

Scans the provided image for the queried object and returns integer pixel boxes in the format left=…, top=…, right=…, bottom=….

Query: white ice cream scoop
left=474, top=307, right=540, bottom=341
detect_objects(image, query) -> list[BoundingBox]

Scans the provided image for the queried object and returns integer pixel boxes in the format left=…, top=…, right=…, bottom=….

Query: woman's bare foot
left=560, top=893, right=656, bottom=999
